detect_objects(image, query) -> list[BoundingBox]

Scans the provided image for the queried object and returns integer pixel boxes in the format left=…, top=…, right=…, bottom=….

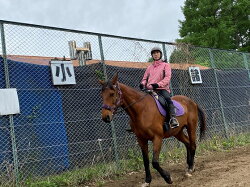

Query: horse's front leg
left=152, top=136, right=173, bottom=184
left=137, top=138, right=151, bottom=186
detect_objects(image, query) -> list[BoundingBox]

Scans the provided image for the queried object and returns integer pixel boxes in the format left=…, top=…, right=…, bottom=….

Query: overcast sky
left=0, top=0, right=185, bottom=43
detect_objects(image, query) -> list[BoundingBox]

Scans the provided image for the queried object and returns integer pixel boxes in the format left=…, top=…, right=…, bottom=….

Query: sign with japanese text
left=188, top=67, right=202, bottom=84
left=50, top=60, right=76, bottom=85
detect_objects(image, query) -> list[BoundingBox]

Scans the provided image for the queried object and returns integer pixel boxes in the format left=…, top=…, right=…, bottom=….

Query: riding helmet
left=151, top=47, right=163, bottom=59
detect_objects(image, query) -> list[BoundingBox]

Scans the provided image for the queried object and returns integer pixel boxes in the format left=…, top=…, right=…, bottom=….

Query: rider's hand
left=139, top=84, right=145, bottom=90
left=151, top=83, right=159, bottom=90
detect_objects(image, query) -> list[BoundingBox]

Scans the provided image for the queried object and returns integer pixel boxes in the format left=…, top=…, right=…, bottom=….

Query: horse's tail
left=198, top=105, right=206, bottom=140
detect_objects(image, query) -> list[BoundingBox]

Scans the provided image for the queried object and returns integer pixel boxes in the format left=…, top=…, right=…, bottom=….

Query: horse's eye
left=110, top=93, right=114, bottom=97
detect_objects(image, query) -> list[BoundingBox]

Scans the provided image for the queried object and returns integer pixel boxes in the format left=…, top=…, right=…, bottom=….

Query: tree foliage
left=178, top=0, right=250, bottom=52
left=169, top=43, right=246, bottom=69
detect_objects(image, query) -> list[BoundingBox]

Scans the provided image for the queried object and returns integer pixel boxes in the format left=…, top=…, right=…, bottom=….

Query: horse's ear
left=99, top=80, right=105, bottom=85
left=112, top=73, right=118, bottom=85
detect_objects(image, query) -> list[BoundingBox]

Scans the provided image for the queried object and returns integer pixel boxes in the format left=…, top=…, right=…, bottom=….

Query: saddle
left=148, top=91, right=184, bottom=117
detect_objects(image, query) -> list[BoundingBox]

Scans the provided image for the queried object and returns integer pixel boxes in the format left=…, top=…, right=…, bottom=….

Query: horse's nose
left=103, top=115, right=111, bottom=123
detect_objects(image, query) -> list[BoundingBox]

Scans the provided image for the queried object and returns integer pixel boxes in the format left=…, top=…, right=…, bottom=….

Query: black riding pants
left=155, top=89, right=173, bottom=106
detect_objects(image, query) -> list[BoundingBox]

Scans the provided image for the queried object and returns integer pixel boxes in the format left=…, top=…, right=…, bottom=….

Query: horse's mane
left=119, top=82, right=145, bottom=97
left=102, top=80, right=145, bottom=97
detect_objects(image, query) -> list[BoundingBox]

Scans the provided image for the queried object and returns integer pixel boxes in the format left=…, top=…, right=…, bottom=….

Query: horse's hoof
left=141, top=182, right=150, bottom=187
left=185, top=172, right=192, bottom=177
left=166, top=176, right=173, bottom=184
left=185, top=168, right=194, bottom=177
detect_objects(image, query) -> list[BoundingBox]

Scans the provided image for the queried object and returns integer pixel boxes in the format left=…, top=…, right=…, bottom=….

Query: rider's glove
left=139, top=83, right=145, bottom=90
left=151, top=83, right=159, bottom=90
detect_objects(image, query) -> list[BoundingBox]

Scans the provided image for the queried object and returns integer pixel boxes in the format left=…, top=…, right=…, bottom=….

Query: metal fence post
left=162, top=43, right=174, bottom=97
left=98, top=35, right=107, bottom=81
left=0, top=22, right=19, bottom=186
left=209, top=49, right=229, bottom=138
left=98, top=35, right=120, bottom=168
left=242, top=53, right=250, bottom=80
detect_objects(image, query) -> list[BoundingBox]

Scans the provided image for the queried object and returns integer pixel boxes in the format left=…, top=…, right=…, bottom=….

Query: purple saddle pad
left=152, top=96, right=184, bottom=117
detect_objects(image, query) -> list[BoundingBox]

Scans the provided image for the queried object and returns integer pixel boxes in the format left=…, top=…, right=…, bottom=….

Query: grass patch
left=18, top=133, right=250, bottom=187
left=197, top=133, right=250, bottom=154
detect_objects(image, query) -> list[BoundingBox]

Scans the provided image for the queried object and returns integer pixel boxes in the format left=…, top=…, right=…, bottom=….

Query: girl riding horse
left=100, top=73, right=206, bottom=186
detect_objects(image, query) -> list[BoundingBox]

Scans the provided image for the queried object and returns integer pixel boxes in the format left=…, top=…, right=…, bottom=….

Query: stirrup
left=169, top=117, right=179, bottom=129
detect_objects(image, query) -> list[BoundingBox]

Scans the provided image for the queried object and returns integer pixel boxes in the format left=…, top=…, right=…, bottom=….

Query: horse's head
left=99, top=73, right=122, bottom=123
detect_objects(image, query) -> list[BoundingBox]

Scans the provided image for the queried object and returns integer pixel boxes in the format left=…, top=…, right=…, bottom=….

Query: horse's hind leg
left=175, top=130, right=196, bottom=176
left=186, top=124, right=197, bottom=175
left=152, top=136, right=173, bottom=184
left=137, top=138, right=152, bottom=186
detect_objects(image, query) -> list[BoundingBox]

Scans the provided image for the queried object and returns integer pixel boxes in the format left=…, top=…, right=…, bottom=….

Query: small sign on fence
left=50, top=60, right=76, bottom=85
left=188, top=67, right=202, bottom=84
left=0, top=88, right=20, bottom=115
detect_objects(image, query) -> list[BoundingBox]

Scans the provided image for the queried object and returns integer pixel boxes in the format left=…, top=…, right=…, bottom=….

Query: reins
left=114, top=92, right=148, bottom=114
left=101, top=83, right=149, bottom=115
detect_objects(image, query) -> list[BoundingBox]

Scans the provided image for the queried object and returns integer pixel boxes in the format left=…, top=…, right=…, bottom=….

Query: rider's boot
left=169, top=103, right=179, bottom=128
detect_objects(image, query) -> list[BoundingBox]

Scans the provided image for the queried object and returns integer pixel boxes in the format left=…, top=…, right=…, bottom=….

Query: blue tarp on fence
left=0, top=57, right=69, bottom=176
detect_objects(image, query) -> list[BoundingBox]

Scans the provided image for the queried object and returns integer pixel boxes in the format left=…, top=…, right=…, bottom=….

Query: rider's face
left=152, top=51, right=161, bottom=60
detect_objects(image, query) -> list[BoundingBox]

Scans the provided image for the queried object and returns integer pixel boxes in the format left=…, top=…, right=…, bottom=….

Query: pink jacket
left=141, top=60, right=171, bottom=93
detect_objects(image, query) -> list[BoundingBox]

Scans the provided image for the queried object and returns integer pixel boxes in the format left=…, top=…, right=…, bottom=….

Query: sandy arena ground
left=100, top=144, right=250, bottom=187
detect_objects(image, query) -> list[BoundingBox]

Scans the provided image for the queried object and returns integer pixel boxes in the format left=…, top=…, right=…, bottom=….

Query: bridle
left=101, top=83, right=148, bottom=115
left=101, top=83, right=123, bottom=114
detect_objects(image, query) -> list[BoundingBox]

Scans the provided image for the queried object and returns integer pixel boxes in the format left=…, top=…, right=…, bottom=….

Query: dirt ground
left=100, top=144, right=250, bottom=187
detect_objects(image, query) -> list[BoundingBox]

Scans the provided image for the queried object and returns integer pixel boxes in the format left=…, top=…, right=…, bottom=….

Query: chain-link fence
left=0, top=20, right=249, bottom=186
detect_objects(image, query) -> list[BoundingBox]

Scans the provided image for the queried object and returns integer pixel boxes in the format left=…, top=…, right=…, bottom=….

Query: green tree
left=169, top=43, right=245, bottom=69
left=178, top=0, right=250, bottom=52
left=169, top=44, right=211, bottom=67
left=147, top=57, right=154, bottom=62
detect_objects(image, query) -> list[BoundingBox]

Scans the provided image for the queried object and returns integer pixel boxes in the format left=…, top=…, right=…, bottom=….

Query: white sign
left=188, top=67, right=202, bottom=84
left=0, top=88, right=20, bottom=115
left=50, top=60, right=76, bottom=85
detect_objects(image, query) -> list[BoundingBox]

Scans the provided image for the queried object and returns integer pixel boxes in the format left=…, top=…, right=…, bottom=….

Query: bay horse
left=100, top=73, right=206, bottom=186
